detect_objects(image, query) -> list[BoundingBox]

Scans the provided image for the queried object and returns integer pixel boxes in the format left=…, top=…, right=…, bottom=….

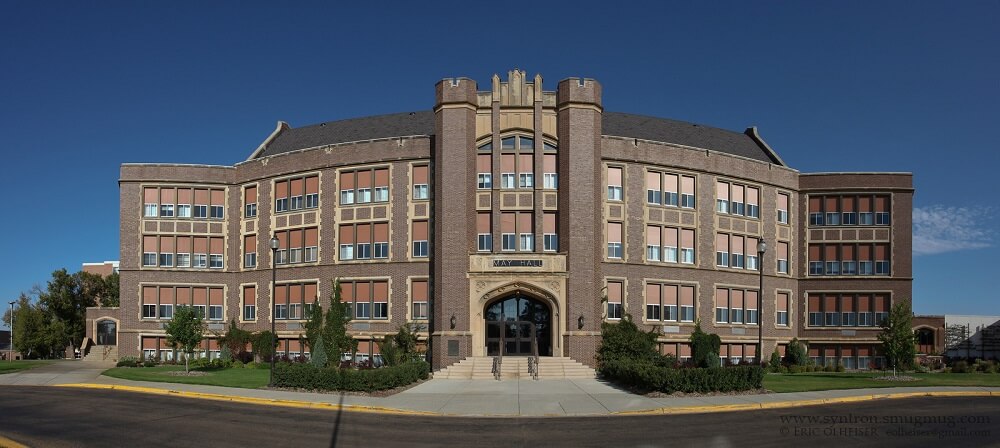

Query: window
left=717, top=181, right=757, bottom=217
left=520, top=233, right=534, bottom=251
left=646, top=226, right=661, bottom=262
left=502, top=233, right=516, bottom=251
left=679, top=285, right=695, bottom=322
left=274, top=283, right=319, bottom=321
left=194, top=254, right=207, bottom=268
left=177, top=204, right=192, bottom=218
left=143, top=252, right=157, bottom=267
left=543, top=173, right=557, bottom=189
left=478, top=173, right=492, bottom=189
left=776, top=292, right=789, bottom=326
left=680, top=175, right=696, bottom=208
left=606, top=281, right=623, bottom=320
left=662, top=173, right=679, bottom=207
left=176, top=253, right=191, bottom=268
left=680, top=229, right=695, bottom=264
left=477, top=213, right=491, bottom=252
left=647, top=171, right=662, bottom=205
left=715, top=289, right=729, bottom=324
left=413, top=184, right=429, bottom=200
left=777, top=192, right=790, bottom=224
left=339, top=169, right=386, bottom=206
left=716, top=181, right=730, bottom=214
left=159, top=304, right=173, bottom=319
left=160, top=204, right=174, bottom=217
left=143, top=304, right=156, bottom=318
left=411, top=280, right=428, bottom=320
left=412, top=221, right=429, bottom=258
left=607, top=166, right=623, bottom=201
left=501, top=173, right=516, bottom=189
left=715, top=233, right=730, bottom=267
left=194, top=205, right=208, bottom=218
left=607, top=222, right=623, bottom=259
left=876, top=212, right=890, bottom=226
left=243, top=286, right=256, bottom=320
left=777, top=241, right=789, bottom=274
left=518, top=173, right=534, bottom=188
left=342, top=280, right=389, bottom=321
left=477, top=154, right=491, bottom=189
left=144, top=203, right=158, bottom=217
left=731, top=235, right=745, bottom=269
left=243, top=234, right=257, bottom=268
left=209, top=255, right=223, bottom=269
left=646, top=283, right=683, bottom=323
left=540, top=152, right=557, bottom=190
left=159, top=253, right=173, bottom=267
left=543, top=213, right=557, bottom=251
left=339, top=223, right=388, bottom=261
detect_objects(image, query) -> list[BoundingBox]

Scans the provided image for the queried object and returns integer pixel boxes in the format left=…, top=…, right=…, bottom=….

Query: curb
left=56, top=383, right=997, bottom=417
left=0, top=435, right=30, bottom=448
left=613, top=390, right=998, bottom=416
left=55, top=383, right=439, bottom=416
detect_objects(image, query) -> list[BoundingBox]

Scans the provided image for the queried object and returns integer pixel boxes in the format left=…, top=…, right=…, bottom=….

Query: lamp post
left=269, top=235, right=280, bottom=387
left=756, top=239, right=767, bottom=365
left=7, top=301, right=13, bottom=362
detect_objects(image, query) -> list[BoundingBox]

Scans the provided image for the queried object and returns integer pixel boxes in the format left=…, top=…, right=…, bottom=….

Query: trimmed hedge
left=600, top=359, right=764, bottom=393
left=273, top=360, right=430, bottom=392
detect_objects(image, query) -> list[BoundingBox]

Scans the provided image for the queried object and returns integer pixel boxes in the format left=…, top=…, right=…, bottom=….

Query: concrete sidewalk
left=5, top=360, right=999, bottom=417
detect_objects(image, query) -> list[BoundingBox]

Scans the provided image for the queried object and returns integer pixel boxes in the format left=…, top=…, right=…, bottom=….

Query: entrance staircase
left=434, top=356, right=595, bottom=380
left=82, top=345, right=118, bottom=365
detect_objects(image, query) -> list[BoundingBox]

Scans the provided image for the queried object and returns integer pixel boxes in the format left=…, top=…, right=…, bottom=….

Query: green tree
left=164, top=305, right=205, bottom=373
left=254, top=330, right=275, bottom=362
left=323, top=279, right=356, bottom=364
left=784, top=338, right=808, bottom=366
left=769, top=349, right=782, bottom=371
left=597, top=314, right=659, bottom=366
left=378, top=324, right=423, bottom=366
left=689, top=321, right=721, bottom=368
left=304, top=300, right=324, bottom=355
left=78, top=271, right=120, bottom=308
left=4, top=294, right=57, bottom=358
left=218, top=318, right=252, bottom=362
left=878, top=301, right=916, bottom=375
left=310, top=334, right=329, bottom=367
left=36, top=269, right=94, bottom=351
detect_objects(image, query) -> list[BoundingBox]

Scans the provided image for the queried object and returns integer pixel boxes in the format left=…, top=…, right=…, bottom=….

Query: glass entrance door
left=484, top=292, right=551, bottom=356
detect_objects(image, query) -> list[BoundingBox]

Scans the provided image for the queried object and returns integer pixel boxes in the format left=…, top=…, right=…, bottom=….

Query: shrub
left=689, top=321, right=721, bottom=368
left=952, top=360, right=970, bottom=373
left=273, top=360, right=430, bottom=392
left=823, top=364, right=835, bottom=372
left=116, top=356, right=140, bottom=367
left=784, top=338, right=808, bottom=366
left=142, top=358, right=156, bottom=368
left=599, top=359, right=763, bottom=393
left=768, top=350, right=782, bottom=372
left=220, top=345, right=233, bottom=364
left=835, top=363, right=845, bottom=373
left=788, top=365, right=803, bottom=374
left=778, top=365, right=789, bottom=374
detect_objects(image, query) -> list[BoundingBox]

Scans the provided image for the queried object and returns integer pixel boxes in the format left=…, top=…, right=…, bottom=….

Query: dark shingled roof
left=253, top=110, right=781, bottom=165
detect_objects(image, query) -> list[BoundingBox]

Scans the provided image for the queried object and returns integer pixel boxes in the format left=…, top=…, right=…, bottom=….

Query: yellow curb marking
left=0, top=435, right=30, bottom=448
left=56, top=383, right=438, bottom=416
left=56, top=383, right=997, bottom=417
left=615, top=391, right=998, bottom=416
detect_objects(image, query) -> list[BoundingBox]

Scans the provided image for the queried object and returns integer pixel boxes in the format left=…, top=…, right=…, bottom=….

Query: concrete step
left=435, top=356, right=596, bottom=380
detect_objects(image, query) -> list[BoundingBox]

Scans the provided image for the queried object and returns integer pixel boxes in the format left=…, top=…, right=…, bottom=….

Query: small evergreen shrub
left=784, top=338, right=808, bottom=366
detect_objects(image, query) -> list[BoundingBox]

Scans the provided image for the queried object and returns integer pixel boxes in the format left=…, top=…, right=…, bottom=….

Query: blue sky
left=1, top=1, right=996, bottom=323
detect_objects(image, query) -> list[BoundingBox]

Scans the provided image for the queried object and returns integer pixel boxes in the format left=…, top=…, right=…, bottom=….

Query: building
left=943, top=315, right=1000, bottom=360
left=104, top=70, right=913, bottom=371
left=82, top=261, right=120, bottom=277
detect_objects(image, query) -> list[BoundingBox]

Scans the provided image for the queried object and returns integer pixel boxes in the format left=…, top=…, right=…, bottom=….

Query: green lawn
left=764, top=372, right=1000, bottom=393
left=102, top=365, right=270, bottom=389
left=0, top=360, right=52, bottom=374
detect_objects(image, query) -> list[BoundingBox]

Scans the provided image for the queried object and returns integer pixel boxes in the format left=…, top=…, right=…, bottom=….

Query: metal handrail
left=492, top=356, right=502, bottom=380
left=530, top=333, right=539, bottom=380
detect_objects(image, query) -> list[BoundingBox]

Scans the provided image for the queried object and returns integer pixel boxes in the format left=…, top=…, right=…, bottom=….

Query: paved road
left=1, top=387, right=997, bottom=447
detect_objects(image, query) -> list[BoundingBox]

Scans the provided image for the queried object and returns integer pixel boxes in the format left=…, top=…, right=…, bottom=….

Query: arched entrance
left=484, top=292, right=551, bottom=356
left=96, top=319, right=117, bottom=346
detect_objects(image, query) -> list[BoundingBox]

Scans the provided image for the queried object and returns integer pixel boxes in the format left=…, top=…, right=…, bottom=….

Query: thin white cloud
left=912, top=206, right=993, bottom=256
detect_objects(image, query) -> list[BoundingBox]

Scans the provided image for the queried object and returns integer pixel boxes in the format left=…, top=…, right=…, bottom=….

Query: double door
left=485, top=320, right=536, bottom=356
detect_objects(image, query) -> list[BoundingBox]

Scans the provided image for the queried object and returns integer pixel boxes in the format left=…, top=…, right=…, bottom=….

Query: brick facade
left=109, top=70, right=914, bottom=371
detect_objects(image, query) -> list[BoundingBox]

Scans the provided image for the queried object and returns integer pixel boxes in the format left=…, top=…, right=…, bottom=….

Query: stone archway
left=471, top=280, right=564, bottom=357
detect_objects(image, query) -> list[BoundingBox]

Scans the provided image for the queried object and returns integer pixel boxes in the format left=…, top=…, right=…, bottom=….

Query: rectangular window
left=159, top=304, right=173, bottom=320
left=607, top=222, right=623, bottom=259
left=478, top=234, right=492, bottom=252
left=160, top=204, right=174, bottom=217
left=680, top=229, right=695, bottom=264
left=777, top=192, right=789, bottom=224
left=501, top=173, right=516, bottom=189
left=715, top=289, right=729, bottom=324
left=607, top=166, right=623, bottom=201
left=777, top=241, right=789, bottom=274
left=716, top=181, right=730, bottom=213
left=357, top=188, right=372, bottom=203
left=243, top=286, right=256, bottom=320
left=746, top=237, right=759, bottom=271
left=646, top=225, right=661, bottom=261
left=730, top=290, right=744, bottom=324
left=543, top=213, right=558, bottom=252
left=647, top=171, right=662, bottom=205
left=144, top=203, right=158, bottom=217
left=478, top=174, right=492, bottom=189
left=176, top=253, right=191, bottom=268
left=518, top=173, right=533, bottom=188
left=209, top=255, right=223, bottom=269
left=210, top=206, right=224, bottom=219
left=502, top=234, right=516, bottom=251
left=411, top=280, right=428, bottom=320
left=731, top=235, right=745, bottom=269
left=374, top=187, right=388, bottom=202
left=606, top=281, right=623, bottom=320
left=413, top=184, right=429, bottom=200
left=143, top=253, right=157, bottom=267
left=808, top=295, right=822, bottom=326
left=662, top=173, right=679, bottom=207
left=477, top=213, right=491, bottom=252
left=680, top=286, right=694, bottom=322
left=716, top=233, right=730, bottom=267
left=172, top=204, right=189, bottom=218
left=340, top=190, right=354, bottom=205
left=731, top=184, right=745, bottom=216
left=681, top=175, right=696, bottom=208
left=776, top=292, right=789, bottom=326
left=158, top=252, right=174, bottom=267
left=411, top=221, right=429, bottom=258
left=746, top=187, right=759, bottom=218
left=542, top=173, right=557, bottom=190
